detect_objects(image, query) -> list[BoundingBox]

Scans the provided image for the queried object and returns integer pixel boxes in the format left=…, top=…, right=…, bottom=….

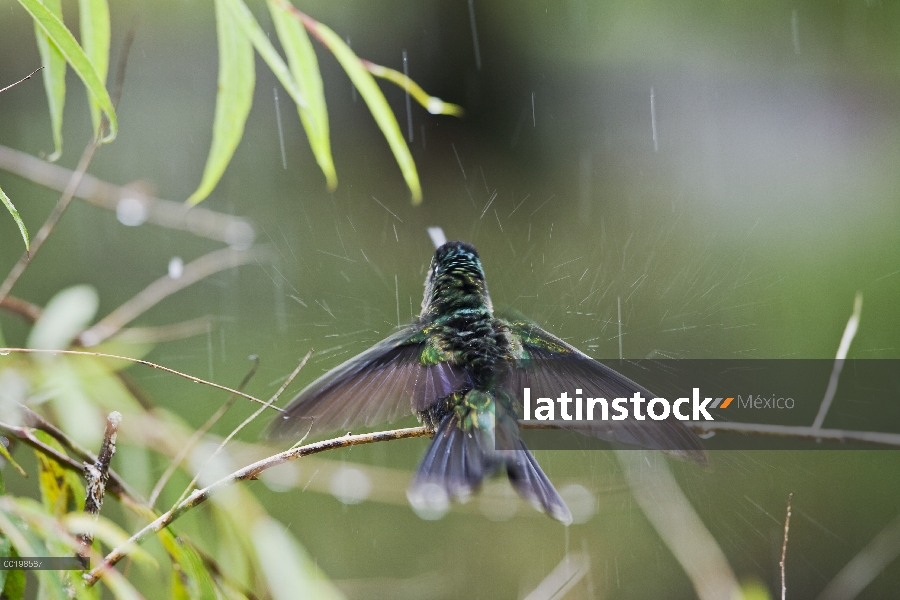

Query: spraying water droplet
left=329, top=466, right=372, bottom=505
left=168, top=257, right=184, bottom=279
left=427, top=227, right=447, bottom=248
left=116, top=197, right=147, bottom=226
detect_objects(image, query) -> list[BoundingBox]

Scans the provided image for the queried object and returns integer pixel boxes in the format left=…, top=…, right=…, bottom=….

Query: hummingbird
left=270, top=241, right=706, bottom=525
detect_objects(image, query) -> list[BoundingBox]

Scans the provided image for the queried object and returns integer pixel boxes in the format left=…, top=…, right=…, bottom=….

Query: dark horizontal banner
left=498, top=359, right=900, bottom=451
left=0, top=557, right=89, bottom=570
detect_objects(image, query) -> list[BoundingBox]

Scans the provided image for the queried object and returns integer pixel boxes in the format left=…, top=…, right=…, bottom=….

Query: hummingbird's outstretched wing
left=269, top=325, right=467, bottom=440
left=501, top=319, right=708, bottom=464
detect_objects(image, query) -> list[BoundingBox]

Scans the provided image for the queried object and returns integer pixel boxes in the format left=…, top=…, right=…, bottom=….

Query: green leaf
left=1, top=546, right=25, bottom=600
left=268, top=0, right=336, bottom=190
left=0, top=185, right=30, bottom=253
left=186, top=0, right=255, bottom=206
left=219, top=0, right=306, bottom=109
left=32, top=0, right=66, bottom=161
left=158, top=530, right=218, bottom=600
left=0, top=505, right=66, bottom=600
left=17, top=0, right=117, bottom=143
left=363, top=60, right=465, bottom=117
left=34, top=432, right=86, bottom=517
left=40, top=359, right=105, bottom=450
left=0, top=438, right=28, bottom=479
left=78, top=0, right=111, bottom=137
left=63, top=515, right=156, bottom=567
left=252, top=517, right=344, bottom=600
left=301, top=13, right=422, bottom=203
left=27, top=285, right=99, bottom=350
left=0, top=534, right=10, bottom=594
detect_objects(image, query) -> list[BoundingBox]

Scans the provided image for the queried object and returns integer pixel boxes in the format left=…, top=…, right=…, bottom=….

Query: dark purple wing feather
left=502, top=320, right=708, bottom=464
left=269, top=326, right=467, bottom=440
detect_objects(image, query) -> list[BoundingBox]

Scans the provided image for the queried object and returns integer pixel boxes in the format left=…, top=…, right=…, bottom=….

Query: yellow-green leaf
left=159, top=530, right=218, bottom=600
left=18, top=0, right=117, bottom=143
left=27, top=284, right=99, bottom=351
left=1, top=543, right=25, bottom=600
left=0, top=505, right=66, bottom=600
left=63, top=514, right=156, bottom=567
left=78, top=0, right=111, bottom=137
left=0, top=438, right=27, bottom=478
left=302, top=14, right=422, bottom=203
left=252, top=517, right=344, bottom=600
left=268, top=0, right=336, bottom=190
left=220, top=0, right=306, bottom=109
left=32, top=0, right=66, bottom=161
left=363, top=60, right=464, bottom=117
left=186, top=0, right=255, bottom=206
left=0, top=185, right=30, bottom=253
left=33, top=432, right=85, bottom=517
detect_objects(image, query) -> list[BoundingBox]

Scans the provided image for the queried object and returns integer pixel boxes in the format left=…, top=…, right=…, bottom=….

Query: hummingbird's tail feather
left=408, top=398, right=573, bottom=525
left=504, top=441, right=573, bottom=526
left=408, top=413, right=497, bottom=509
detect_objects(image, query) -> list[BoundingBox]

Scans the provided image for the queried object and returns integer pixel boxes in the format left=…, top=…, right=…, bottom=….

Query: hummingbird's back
left=419, top=241, right=508, bottom=392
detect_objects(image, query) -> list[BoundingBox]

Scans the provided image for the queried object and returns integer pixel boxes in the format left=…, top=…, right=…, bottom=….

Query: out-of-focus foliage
left=0, top=295, right=344, bottom=598
left=17, top=0, right=117, bottom=144
left=186, top=0, right=463, bottom=205
left=0, top=185, right=28, bottom=252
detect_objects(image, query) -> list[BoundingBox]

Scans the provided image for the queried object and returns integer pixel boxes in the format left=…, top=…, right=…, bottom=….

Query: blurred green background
left=2, top=0, right=900, bottom=598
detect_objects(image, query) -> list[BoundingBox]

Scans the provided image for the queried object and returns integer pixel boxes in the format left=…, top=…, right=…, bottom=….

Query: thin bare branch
left=0, top=348, right=278, bottom=411
left=107, top=316, right=215, bottom=344
left=813, top=293, right=863, bottom=430
left=84, top=426, right=431, bottom=585
left=149, top=356, right=261, bottom=507
left=687, top=422, right=900, bottom=447
left=0, top=67, right=43, bottom=94
left=616, top=450, right=741, bottom=600
left=0, top=417, right=146, bottom=515
left=174, top=352, right=312, bottom=507
left=78, top=412, right=122, bottom=554
left=780, top=492, right=793, bottom=600
left=523, top=552, right=589, bottom=600
left=818, top=513, right=900, bottom=600
left=110, top=19, right=138, bottom=109
left=0, top=140, right=99, bottom=303
left=79, top=246, right=268, bottom=346
left=521, top=419, right=900, bottom=448
left=0, top=297, right=211, bottom=342
left=0, top=295, right=43, bottom=322
left=0, top=144, right=256, bottom=246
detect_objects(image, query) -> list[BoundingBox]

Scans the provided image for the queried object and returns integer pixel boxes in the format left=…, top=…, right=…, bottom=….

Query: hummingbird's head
left=421, top=241, right=493, bottom=316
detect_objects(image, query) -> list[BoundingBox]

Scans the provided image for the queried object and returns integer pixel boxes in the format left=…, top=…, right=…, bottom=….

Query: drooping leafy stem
left=191, top=0, right=465, bottom=206
left=0, top=67, right=44, bottom=253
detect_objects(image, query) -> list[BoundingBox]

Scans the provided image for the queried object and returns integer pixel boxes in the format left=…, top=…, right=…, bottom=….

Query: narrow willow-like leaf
left=0, top=530, right=12, bottom=595
left=27, top=285, right=99, bottom=350
left=268, top=0, right=336, bottom=190
left=63, top=515, right=156, bottom=567
left=363, top=60, right=464, bottom=117
left=33, top=432, right=86, bottom=516
left=0, top=185, right=30, bottom=252
left=0, top=437, right=27, bottom=478
left=78, top=0, right=111, bottom=137
left=186, top=0, right=255, bottom=205
left=252, top=517, right=344, bottom=600
left=33, top=0, right=66, bottom=160
left=18, top=0, right=117, bottom=143
left=159, top=530, right=218, bottom=600
left=300, top=12, right=422, bottom=203
left=1, top=546, right=25, bottom=600
left=220, top=0, right=306, bottom=109
left=0, top=506, right=66, bottom=600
